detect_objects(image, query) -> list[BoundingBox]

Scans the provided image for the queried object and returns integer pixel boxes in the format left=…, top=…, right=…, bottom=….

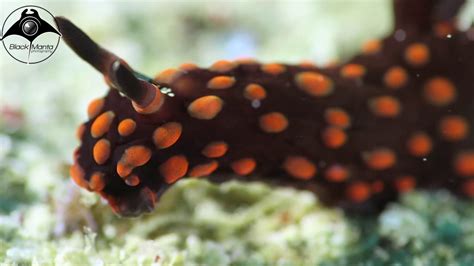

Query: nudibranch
left=61, top=0, right=474, bottom=216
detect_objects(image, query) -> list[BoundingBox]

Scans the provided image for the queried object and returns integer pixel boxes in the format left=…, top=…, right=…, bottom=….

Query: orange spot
left=295, top=71, right=334, bottom=97
left=434, top=22, right=454, bottom=38
left=261, top=63, right=286, bottom=75
left=187, top=95, right=223, bottom=120
left=93, top=138, right=111, bottom=165
left=160, top=155, right=189, bottom=184
left=91, top=111, right=115, bottom=138
left=188, top=160, right=219, bottom=177
left=210, top=60, right=236, bottom=72
left=155, top=68, right=181, bottom=84
left=283, top=156, right=317, bottom=180
left=369, top=96, right=401, bottom=118
left=76, top=124, right=86, bottom=141
left=395, top=175, right=416, bottom=193
left=340, top=64, right=366, bottom=79
left=298, top=60, right=316, bottom=68
left=87, top=98, right=104, bottom=119
left=347, top=182, right=371, bottom=202
left=322, top=127, right=347, bottom=149
left=405, top=43, right=430, bottom=66
left=259, top=112, right=289, bottom=133
left=371, top=181, right=384, bottom=193
left=207, top=76, right=236, bottom=90
left=362, top=39, right=381, bottom=55
left=118, top=119, right=136, bottom=137
left=363, top=148, right=396, bottom=170
left=463, top=179, right=474, bottom=197
left=116, top=163, right=133, bottom=178
left=231, top=158, right=256, bottom=175
left=325, top=164, right=349, bottom=182
left=70, top=163, right=88, bottom=189
left=179, top=62, right=198, bottom=71
left=132, top=87, right=164, bottom=114
left=324, top=108, right=351, bottom=129
left=89, top=172, right=106, bottom=192
left=439, top=115, right=469, bottom=142
left=383, top=66, right=408, bottom=90
left=454, top=151, right=474, bottom=177
left=153, top=122, right=182, bottom=149
left=124, top=174, right=140, bottom=186
left=202, top=141, right=228, bottom=158
left=407, top=132, right=433, bottom=157
left=423, top=77, right=456, bottom=106
left=234, top=58, right=258, bottom=65
left=117, top=145, right=152, bottom=177
left=244, top=83, right=267, bottom=101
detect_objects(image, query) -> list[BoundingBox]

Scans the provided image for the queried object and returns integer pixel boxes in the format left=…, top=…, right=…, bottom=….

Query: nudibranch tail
left=65, top=0, right=474, bottom=217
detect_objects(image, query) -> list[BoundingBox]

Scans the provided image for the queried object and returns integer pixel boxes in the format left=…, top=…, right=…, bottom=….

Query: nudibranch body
left=63, top=0, right=474, bottom=216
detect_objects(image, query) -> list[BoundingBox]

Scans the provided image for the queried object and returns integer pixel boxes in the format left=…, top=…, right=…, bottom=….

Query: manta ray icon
left=1, top=8, right=61, bottom=42
left=1, top=6, right=61, bottom=64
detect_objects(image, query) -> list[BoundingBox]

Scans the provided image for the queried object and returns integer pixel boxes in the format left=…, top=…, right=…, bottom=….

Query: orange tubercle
left=363, top=148, right=396, bottom=170
left=87, top=98, right=104, bottom=119
left=124, top=174, right=140, bottom=186
left=202, top=141, right=228, bottom=158
left=340, top=64, right=366, bottom=79
left=322, top=127, right=347, bottom=149
left=89, top=172, right=106, bottom=192
left=93, top=138, right=111, bottom=165
left=160, top=155, right=189, bottom=184
left=439, top=115, right=469, bottom=142
left=210, top=60, right=237, bottom=72
left=91, top=111, right=115, bottom=138
left=121, top=145, right=152, bottom=167
left=76, top=123, right=86, bottom=141
left=188, top=95, right=224, bottom=120
left=347, top=182, right=371, bottom=202
left=383, top=66, right=408, bottom=90
left=118, top=119, right=136, bottom=137
left=231, top=158, right=257, bottom=175
left=454, top=151, right=474, bottom=177
left=153, top=122, right=183, bottom=149
left=369, top=96, right=401, bottom=118
left=362, top=39, right=381, bottom=55
left=404, top=43, right=430, bottom=66
left=116, top=145, right=152, bottom=177
left=179, top=62, right=199, bottom=71
left=295, top=71, right=334, bottom=97
left=395, top=175, right=416, bottom=193
left=324, top=108, right=351, bottom=129
left=70, top=163, right=88, bottom=190
left=423, top=77, right=457, bottom=107
left=189, top=160, right=219, bottom=177
left=244, top=83, right=267, bottom=101
left=207, top=76, right=236, bottom=90
left=283, top=156, right=317, bottom=180
left=155, top=68, right=181, bottom=84
left=407, top=132, right=433, bottom=157
left=259, top=112, right=289, bottom=133
left=325, top=164, right=349, bottom=182
left=261, top=63, right=286, bottom=75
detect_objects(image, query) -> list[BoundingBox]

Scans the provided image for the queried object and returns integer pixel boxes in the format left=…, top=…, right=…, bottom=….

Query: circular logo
left=1, top=5, right=61, bottom=64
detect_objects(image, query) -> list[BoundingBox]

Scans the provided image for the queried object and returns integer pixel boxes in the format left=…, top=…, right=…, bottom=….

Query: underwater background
left=1, top=0, right=474, bottom=265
